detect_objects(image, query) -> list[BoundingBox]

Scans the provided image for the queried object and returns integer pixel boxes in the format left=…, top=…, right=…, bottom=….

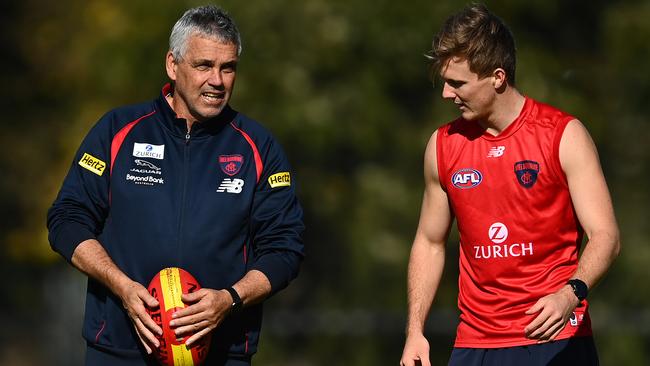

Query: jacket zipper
left=177, top=129, right=191, bottom=263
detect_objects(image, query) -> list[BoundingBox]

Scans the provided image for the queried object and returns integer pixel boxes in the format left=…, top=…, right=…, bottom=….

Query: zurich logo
left=145, top=144, right=153, bottom=151
left=452, top=168, right=483, bottom=189
left=488, top=222, right=508, bottom=243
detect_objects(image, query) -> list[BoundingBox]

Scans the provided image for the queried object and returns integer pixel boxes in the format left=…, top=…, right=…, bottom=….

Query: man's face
left=166, top=35, right=239, bottom=123
left=439, top=57, right=496, bottom=122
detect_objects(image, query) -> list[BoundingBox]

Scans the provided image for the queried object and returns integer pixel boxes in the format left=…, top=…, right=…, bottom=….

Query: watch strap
left=567, top=278, right=588, bottom=302
left=225, top=287, right=243, bottom=313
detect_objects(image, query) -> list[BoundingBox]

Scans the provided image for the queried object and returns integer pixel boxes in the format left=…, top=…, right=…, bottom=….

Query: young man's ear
left=492, top=68, right=507, bottom=89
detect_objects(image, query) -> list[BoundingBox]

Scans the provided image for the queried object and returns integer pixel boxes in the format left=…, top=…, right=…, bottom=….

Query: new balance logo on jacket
left=217, top=178, right=245, bottom=193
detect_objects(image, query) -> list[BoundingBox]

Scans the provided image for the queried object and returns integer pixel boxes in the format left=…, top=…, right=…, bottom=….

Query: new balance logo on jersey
left=487, top=146, right=506, bottom=157
left=217, top=178, right=244, bottom=193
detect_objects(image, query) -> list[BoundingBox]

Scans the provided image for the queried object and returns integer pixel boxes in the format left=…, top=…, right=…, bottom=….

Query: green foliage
left=1, top=0, right=648, bottom=365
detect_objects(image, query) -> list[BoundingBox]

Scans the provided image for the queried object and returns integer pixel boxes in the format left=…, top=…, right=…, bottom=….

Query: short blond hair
left=428, top=3, right=517, bottom=85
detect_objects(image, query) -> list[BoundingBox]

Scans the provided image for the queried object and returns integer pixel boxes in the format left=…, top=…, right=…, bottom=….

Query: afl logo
left=489, top=222, right=508, bottom=244
left=452, top=168, right=483, bottom=189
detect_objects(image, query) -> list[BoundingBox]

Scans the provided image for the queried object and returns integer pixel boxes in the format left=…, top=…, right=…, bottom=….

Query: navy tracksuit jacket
left=47, top=84, right=305, bottom=361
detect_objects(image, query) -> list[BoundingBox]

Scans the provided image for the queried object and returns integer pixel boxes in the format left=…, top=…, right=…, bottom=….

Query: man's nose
left=207, top=70, right=223, bottom=86
left=441, top=82, right=455, bottom=99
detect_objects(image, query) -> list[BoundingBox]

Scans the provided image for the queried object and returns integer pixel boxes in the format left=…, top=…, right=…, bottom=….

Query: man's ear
left=165, top=51, right=177, bottom=81
left=492, top=68, right=507, bottom=89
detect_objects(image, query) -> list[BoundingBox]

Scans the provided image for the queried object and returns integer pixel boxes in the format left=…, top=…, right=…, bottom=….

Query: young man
left=400, top=4, right=619, bottom=366
left=47, top=6, right=304, bottom=365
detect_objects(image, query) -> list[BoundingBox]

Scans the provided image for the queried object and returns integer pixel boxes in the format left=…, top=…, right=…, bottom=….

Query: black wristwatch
left=225, top=287, right=243, bottom=313
left=567, top=279, right=588, bottom=302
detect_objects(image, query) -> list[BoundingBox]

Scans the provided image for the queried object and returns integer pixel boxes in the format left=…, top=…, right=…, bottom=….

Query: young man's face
left=166, top=34, right=239, bottom=124
left=440, top=57, right=496, bottom=122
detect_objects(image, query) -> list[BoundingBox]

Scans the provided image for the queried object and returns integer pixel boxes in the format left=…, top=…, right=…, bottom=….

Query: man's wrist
left=104, top=265, right=131, bottom=297
left=225, top=286, right=243, bottom=313
left=566, top=278, right=589, bottom=302
left=405, top=324, right=425, bottom=337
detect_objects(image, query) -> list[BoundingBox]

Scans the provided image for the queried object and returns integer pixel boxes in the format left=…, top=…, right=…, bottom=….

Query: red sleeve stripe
left=229, top=121, right=263, bottom=183
left=243, top=242, right=248, bottom=264
left=94, top=320, right=106, bottom=343
left=110, top=110, right=157, bottom=177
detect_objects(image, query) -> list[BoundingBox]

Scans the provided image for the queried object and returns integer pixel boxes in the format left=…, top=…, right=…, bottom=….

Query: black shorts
left=448, top=336, right=598, bottom=366
left=85, top=343, right=252, bottom=366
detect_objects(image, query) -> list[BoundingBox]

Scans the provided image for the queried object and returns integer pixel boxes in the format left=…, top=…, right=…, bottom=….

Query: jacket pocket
left=82, top=280, right=140, bottom=350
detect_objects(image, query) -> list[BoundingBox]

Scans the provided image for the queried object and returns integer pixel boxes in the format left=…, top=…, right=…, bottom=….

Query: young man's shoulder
left=526, top=97, right=575, bottom=126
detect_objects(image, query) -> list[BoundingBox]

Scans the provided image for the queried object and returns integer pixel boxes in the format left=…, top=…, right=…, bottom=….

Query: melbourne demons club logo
left=219, top=154, right=243, bottom=176
left=514, top=160, right=540, bottom=188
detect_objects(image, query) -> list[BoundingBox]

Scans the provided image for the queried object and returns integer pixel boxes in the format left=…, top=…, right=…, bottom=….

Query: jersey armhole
left=435, top=127, right=448, bottom=192
left=550, top=116, right=573, bottom=188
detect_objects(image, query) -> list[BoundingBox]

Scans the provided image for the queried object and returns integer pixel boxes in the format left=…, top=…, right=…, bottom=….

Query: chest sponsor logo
left=473, top=222, right=534, bottom=259
left=78, top=153, right=106, bottom=176
left=514, top=160, right=540, bottom=188
left=219, top=154, right=243, bottom=176
left=133, top=143, right=165, bottom=160
left=217, top=178, right=244, bottom=194
left=130, top=159, right=162, bottom=175
left=126, top=174, right=164, bottom=185
left=488, top=222, right=508, bottom=244
left=451, top=168, right=482, bottom=189
left=135, top=159, right=160, bottom=170
left=487, top=146, right=506, bottom=158
left=268, top=172, right=291, bottom=188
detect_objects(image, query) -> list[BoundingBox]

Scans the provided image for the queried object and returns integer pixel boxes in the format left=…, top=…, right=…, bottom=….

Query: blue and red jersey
left=436, top=97, right=592, bottom=348
left=47, top=84, right=305, bottom=359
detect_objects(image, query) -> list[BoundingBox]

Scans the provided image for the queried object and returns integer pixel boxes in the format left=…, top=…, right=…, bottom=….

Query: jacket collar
left=155, top=83, right=237, bottom=138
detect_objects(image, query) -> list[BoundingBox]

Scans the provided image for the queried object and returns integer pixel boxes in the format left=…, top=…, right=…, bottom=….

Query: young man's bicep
left=416, top=130, right=453, bottom=247
left=559, top=120, right=618, bottom=239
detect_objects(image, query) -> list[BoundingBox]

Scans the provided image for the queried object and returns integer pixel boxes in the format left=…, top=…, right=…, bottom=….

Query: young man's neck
left=479, top=87, right=526, bottom=136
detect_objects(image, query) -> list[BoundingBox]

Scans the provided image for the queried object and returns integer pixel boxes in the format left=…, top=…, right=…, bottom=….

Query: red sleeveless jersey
left=436, top=97, right=593, bottom=348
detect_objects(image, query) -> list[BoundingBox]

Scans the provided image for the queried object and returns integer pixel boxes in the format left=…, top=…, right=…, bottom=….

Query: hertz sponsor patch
left=268, top=172, right=291, bottom=188
left=78, top=153, right=106, bottom=176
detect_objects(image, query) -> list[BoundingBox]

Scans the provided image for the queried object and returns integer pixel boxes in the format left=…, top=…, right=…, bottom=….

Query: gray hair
left=169, top=5, right=242, bottom=61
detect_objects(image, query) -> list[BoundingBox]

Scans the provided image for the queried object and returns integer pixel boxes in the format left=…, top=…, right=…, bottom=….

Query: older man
left=48, top=6, right=304, bottom=365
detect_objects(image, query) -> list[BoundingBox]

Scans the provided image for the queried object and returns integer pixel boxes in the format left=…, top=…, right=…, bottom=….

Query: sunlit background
left=1, top=0, right=648, bottom=364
